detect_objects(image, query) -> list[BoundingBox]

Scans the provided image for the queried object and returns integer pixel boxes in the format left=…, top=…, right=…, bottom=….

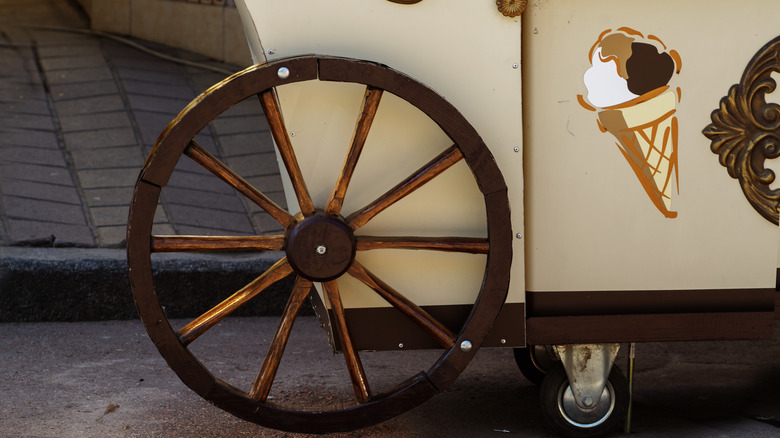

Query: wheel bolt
left=583, top=396, right=594, bottom=407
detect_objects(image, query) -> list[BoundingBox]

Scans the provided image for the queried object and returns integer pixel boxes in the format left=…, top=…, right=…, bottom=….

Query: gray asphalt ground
left=1, top=1, right=779, bottom=437
left=1, top=318, right=778, bottom=437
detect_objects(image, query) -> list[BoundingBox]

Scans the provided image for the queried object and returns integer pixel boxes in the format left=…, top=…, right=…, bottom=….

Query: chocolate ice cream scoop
left=625, top=42, right=676, bottom=96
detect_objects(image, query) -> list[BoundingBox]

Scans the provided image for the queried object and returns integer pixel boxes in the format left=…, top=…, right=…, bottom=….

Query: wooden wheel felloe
left=127, top=56, right=511, bottom=433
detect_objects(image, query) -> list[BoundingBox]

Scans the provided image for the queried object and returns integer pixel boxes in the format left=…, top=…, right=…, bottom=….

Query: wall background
left=75, top=0, right=252, bottom=66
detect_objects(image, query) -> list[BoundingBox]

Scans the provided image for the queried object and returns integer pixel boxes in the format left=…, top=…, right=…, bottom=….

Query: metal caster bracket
left=553, top=344, right=620, bottom=411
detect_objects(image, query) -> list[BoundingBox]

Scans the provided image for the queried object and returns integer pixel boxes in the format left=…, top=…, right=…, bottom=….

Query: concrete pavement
left=0, top=318, right=778, bottom=437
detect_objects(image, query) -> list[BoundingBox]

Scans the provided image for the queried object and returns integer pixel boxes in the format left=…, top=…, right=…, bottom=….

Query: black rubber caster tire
left=513, top=346, right=555, bottom=386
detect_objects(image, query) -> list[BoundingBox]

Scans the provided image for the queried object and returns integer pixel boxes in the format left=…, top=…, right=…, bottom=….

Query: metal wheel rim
left=557, top=381, right=615, bottom=429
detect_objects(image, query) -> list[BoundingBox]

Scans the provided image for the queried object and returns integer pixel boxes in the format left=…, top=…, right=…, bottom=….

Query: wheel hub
left=559, top=382, right=615, bottom=428
left=285, top=211, right=356, bottom=282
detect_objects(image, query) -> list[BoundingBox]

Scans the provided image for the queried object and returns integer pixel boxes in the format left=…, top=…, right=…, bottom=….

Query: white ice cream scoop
left=583, top=47, right=639, bottom=108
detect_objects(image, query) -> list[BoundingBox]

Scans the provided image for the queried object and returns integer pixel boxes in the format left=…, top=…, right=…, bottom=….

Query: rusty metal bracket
left=554, top=344, right=620, bottom=411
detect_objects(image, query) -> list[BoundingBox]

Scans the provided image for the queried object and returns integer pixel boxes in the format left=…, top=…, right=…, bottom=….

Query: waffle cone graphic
left=597, top=87, right=679, bottom=218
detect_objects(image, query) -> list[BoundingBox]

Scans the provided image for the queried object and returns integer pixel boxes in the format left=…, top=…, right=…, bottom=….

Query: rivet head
left=500, top=338, right=507, bottom=344
left=398, top=343, right=404, bottom=349
left=583, top=397, right=594, bottom=407
left=460, top=340, right=473, bottom=352
left=315, top=245, right=327, bottom=256
left=516, top=233, right=522, bottom=239
left=277, top=67, right=290, bottom=79
left=513, top=146, right=520, bottom=152
left=512, top=63, right=519, bottom=69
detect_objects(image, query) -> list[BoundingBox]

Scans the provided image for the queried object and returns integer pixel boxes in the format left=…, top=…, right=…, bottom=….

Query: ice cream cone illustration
left=579, top=28, right=682, bottom=218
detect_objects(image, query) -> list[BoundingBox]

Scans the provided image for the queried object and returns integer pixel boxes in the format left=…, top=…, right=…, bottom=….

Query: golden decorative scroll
left=703, top=36, right=780, bottom=225
left=385, top=0, right=527, bottom=17
left=496, top=0, right=526, bottom=17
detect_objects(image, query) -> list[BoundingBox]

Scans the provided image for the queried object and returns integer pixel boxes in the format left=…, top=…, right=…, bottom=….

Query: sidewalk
left=0, top=0, right=284, bottom=248
left=0, top=0, right=286, bottom=321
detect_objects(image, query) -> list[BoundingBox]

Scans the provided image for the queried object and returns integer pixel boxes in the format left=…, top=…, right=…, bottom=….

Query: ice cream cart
left=126, top=1, right=780, bottom=436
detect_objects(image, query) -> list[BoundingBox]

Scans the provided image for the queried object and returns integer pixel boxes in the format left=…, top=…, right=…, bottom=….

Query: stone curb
left=0, top=247, right=292, bottom=322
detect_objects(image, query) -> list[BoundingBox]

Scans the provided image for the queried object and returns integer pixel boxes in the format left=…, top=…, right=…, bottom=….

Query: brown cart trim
left=329, top=302, right=526, bottom=351
left=335, top=287, right=778, bottom=351
left=775, top=268, right=780, bottom=318
left=776, top=291, right=780, bottom=318
left=526, top=288, right=776, bottom=343
left=527, top=311, right=775, bottom=344
left=527, top=288, right=775, bottom=317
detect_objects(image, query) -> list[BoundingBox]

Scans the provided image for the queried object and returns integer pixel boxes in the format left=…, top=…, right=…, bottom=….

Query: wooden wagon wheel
left=127, top=56, right=511, bottom=433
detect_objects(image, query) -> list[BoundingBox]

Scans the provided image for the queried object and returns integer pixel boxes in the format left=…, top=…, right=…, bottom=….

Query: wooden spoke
left=355, top=236, right=489, bottom=254
left=152, top=235, right=285, bottom=252
left=347, top=261, right=456, bottom=349
left=177, top=258, right=293, bottom=346
left=347, top=145, right=464, bottom=230
left=250, top=276, right=313, bottom=402
left=259, top=90, right=315, bottom=215
left=326, top=87, right=384, bottom=215
left=185, top=141, right=294, bottom=228
left=323, top=280, right=371, bottom=403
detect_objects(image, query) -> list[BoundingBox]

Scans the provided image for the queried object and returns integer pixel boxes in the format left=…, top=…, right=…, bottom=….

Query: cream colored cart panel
left=524, top=0, right=778, bottom=293
left=278, top=80, right=490, bottom=308
left=237, top=0, right=525, bottom=307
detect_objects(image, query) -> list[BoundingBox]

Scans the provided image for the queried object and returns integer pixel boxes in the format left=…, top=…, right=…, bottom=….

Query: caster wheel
left=512, top=345, right=557, bottom=385
left=539, top=364, right=628, bottom=438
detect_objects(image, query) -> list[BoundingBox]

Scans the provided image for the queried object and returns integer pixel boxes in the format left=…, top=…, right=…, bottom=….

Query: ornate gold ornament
left=497, top=0, right=527, bottom=17
left=703, top=36, right=780, bottom=225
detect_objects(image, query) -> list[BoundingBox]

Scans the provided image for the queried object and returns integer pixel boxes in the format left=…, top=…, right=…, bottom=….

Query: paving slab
left=1, top=146, right=68, bottom=167
left=69, top=146, right=145, bottom=170
left=0, top=179, right=82, bottom=205
left=49, top=80, right=121, bottom=102
left=5, top=218, right=94, bottom=247
left=52, top=94, right=127, bottom=115
left=58, top=111, right=133, bottom=132
left=0, top=114, right=55, bottom=131
left=1, top=128, right=60, bottom=148
left=63, top=127, right=139, bottom=150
